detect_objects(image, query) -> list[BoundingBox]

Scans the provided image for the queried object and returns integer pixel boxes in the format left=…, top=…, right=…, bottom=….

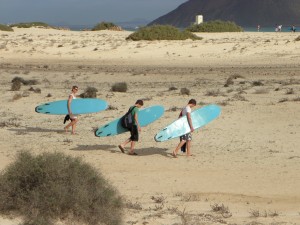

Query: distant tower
left=195, top=15, right=203, bottom=24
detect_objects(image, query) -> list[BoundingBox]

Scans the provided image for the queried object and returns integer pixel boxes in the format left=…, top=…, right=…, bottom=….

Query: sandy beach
left=0, top=28, right=300, bottom=224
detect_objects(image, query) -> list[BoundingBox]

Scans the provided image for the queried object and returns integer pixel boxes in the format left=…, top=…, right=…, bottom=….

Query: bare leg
left=173, top=140, right=186, bottom=157
left=64, top=118, right=78, bottom=134
left=129, top=141, right=136, bottom=154
left=186, top=140, right=192, bottom=156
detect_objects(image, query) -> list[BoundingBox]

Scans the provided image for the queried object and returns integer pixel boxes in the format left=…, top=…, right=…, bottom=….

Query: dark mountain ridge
left=149, top=0, right=300, bottom=27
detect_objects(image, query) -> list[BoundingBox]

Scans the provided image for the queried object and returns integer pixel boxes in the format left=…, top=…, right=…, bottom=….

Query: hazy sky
left=0, top=0, right=186, bottom=25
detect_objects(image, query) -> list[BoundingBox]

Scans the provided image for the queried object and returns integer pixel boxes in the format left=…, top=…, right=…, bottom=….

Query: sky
left=0, top=0, right=186, bottom=25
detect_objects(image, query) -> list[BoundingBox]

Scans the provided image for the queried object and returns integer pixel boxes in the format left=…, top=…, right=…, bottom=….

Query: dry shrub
left=29, top=87, right=41, bottom=93
left=79, top=86, right=98, bottom=98
left=180, top=88, right=190, bottom=95
left=169, top=86, right=178, bottom=91
left=252, top=80, right=264, bottom=86
left=211, top=203, right=232, bottom=218
left=11, top=80, right=21, bottom=91
left=107, top=105, right=118, bottom=110
left=111, top=82, right=127, bottom=92
left=125, top=200, right=142, bottom=210
left=12, top=77, right=38, bottom=86
left=0, top=151, right=123, bottom=225
left=168, top=106, right=180, bottom=112
left=224, top=74, right=245, bottom=87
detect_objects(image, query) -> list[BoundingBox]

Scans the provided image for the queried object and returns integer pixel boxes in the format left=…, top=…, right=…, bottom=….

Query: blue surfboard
left=35, top=99, right=108, bottom=115
left=154, top=104, right=221, bottom=142
left=95, top=105, right=164, bottom=137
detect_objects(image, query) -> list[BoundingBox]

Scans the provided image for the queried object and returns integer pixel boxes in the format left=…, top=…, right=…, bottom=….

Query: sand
left=0, top=28, right=300, bottom=224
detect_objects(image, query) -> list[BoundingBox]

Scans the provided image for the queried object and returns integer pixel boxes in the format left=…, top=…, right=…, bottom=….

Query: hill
left=149, top=0, right=300, bottom=27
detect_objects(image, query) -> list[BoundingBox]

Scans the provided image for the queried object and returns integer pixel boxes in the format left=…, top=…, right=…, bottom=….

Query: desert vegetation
left=92, top=22, right=121, bottom=31
left=126, top=25, right=202, bottom=41
left=187, top=20, right=243, bottom=32
left=0, top=24, right=13, bottom=32
left=10, top=22, right=52, bottom=28
left=79, top=86, right=98, bottom=98
left=0, top=151, right=123, bottom=225
left=111, top=82, right=127, bottom=92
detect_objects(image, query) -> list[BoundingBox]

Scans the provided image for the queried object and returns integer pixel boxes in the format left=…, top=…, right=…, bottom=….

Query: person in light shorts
left=172, top=99, right=197, bottom=158
left=64, top=86, right=79, bottom=135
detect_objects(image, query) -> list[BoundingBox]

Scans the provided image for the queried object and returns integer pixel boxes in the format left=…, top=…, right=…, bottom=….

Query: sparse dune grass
left=92, top=22, right=120, bottom=31
left=10, top=22, right=52, bottom=28
left=0, top=24, right=13, bottom=32
left=126, top=25, right=202, bottom=41
left=187, top=20, right=243, bottom=32
left=0, top=151, right=123, bottom=225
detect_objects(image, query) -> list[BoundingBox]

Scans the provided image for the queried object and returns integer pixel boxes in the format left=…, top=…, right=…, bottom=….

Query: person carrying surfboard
left=64, top=86, right=79, bottom=135
left=118, top=99, right=144, bottom=155
left=172, top=99, right=197, bottom=158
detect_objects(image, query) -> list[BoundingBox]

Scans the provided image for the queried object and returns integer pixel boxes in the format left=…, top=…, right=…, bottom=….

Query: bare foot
left=172, top=152, right=177, bottom=158
left=64, top=127, right=68, bottom=133
left=128, top=152, right=138, bottom=155
left=118, top=145, right=125, bottom=153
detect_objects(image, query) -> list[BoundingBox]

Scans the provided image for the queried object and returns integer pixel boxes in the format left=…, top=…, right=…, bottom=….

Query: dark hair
left=188, top=99, right=196, bottom=105
left=135, top=99, right=144, bottom=106
left=72, top=85, right=78, bottom=90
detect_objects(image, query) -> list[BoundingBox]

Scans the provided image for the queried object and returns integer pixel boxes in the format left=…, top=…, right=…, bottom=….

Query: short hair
left=135, top=99, right=144, bottom=106
left=188, top=99, right=196, bottom=105
left=72, top=85, right=78, bottom=90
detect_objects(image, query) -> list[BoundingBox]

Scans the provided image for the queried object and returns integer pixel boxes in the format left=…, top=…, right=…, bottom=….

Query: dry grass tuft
left=180, top=88, right=190, bottom=95
left=111, top=82, right=127, bottom=92
left=224, top=74, right=245, bottom=87
left=211, top=203, right=232, bottom=218
left=11, top=80, right=21, bottom=91
left=169, top=86, right=178, bottom=91
left=80, top=86, right=98, bottom=98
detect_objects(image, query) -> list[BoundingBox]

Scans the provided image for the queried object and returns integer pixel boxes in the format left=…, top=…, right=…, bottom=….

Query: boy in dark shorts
left=118, top=100, right=144, bottom=155
left=172, top=99, right=197, bottom=158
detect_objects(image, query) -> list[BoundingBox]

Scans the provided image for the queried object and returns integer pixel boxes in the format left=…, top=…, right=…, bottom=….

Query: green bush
left=0, top=24, right=13, bottom=31
left=0, top=151, right=123, bottom=225
left=126, top=25, right=202, bottom=41
left=187, top=20, right=243, bottom=32
left=10, top=22, right=52, bottom=28
left=92, top=22, right=118, bottom=31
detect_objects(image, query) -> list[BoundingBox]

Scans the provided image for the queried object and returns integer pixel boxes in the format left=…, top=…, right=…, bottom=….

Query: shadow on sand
left=9, top=126, right=64, bottom=133
left=70, top=145, right=116, bottom=151
left=70, top=145, right=170, bottom=157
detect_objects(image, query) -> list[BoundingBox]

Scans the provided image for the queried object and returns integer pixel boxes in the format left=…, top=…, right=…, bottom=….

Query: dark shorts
left=180, top=133, right=192, bottom=141
left=129, top=125, right=139, bottom=141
